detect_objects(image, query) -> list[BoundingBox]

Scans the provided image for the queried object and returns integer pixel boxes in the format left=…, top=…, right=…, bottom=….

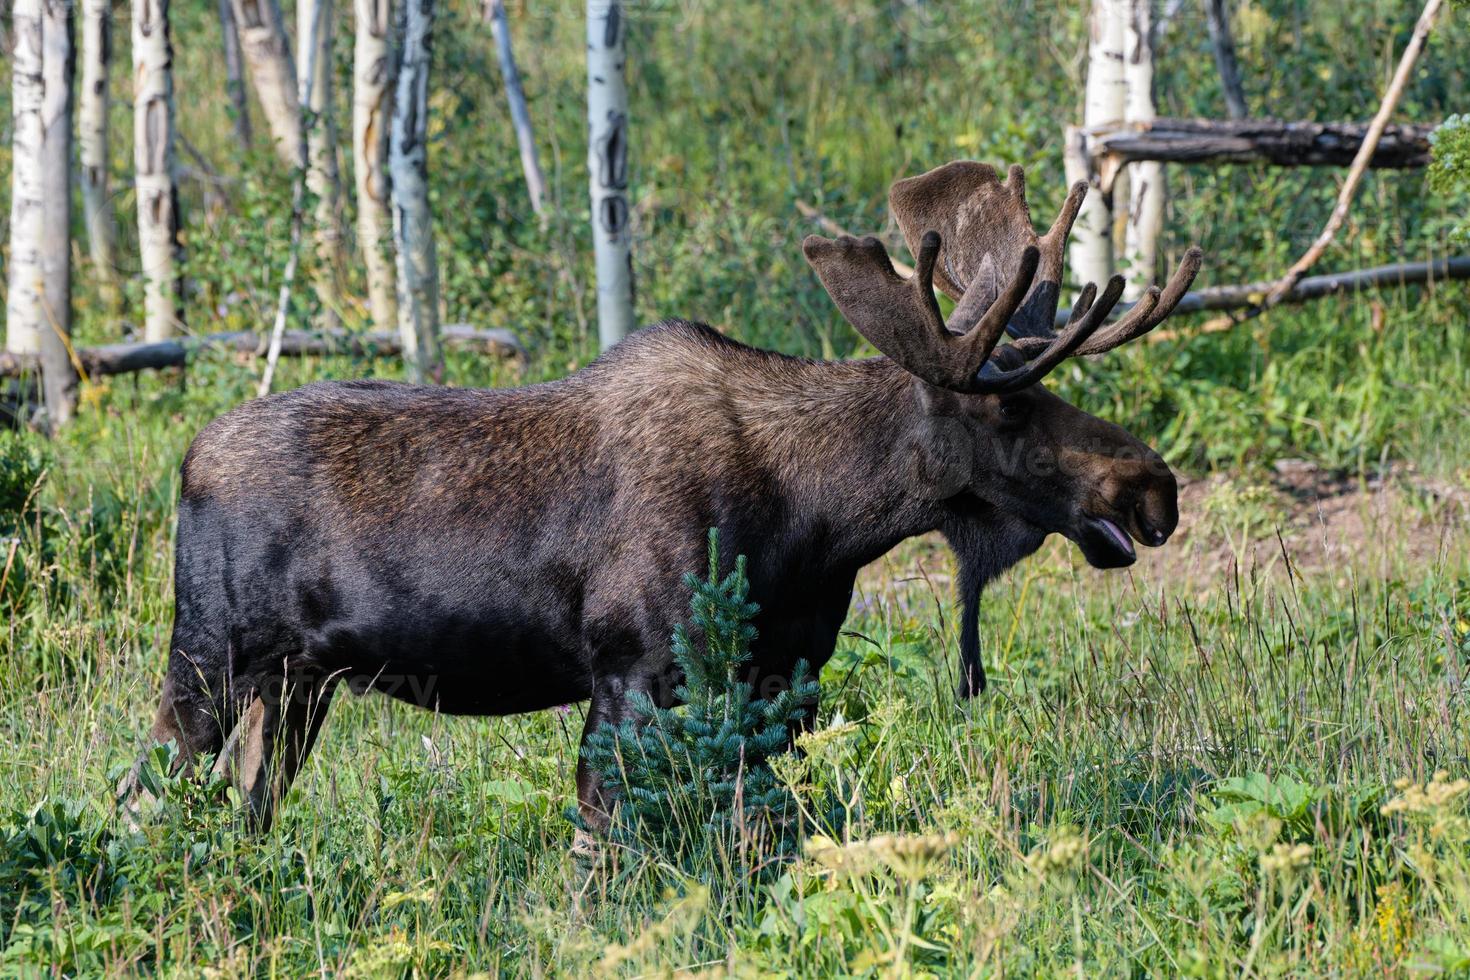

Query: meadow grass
left=4, top=365, right=1470, bottom=974
left=3, top=0, right=1470, bottom=974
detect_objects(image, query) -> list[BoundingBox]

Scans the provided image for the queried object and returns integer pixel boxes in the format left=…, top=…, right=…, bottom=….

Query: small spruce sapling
left=578, top=529, right=819, bottom=857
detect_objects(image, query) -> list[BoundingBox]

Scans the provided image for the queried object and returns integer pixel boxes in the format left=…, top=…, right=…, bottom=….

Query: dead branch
left=0, top=327, right=526, bottom=379
left=1090, top=118, right=1434, bottom=192
left=1259, top=0, right=1446, bottom=308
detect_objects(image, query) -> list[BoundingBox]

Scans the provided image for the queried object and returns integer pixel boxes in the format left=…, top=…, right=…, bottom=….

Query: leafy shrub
left=1430, top=114, right=1470, bottom=245
left=579, top=530, right=819, bottom=865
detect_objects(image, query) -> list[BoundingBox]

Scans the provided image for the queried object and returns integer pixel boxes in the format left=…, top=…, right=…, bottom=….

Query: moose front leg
left=573, top=666, right=675, bottom=852
left=956, top=576, right=988, bottom=699
left=574, top=675, right=627, bottom=837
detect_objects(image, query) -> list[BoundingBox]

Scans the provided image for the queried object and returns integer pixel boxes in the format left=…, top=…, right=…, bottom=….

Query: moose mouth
left=1075, top=515, right=1137, bottom=569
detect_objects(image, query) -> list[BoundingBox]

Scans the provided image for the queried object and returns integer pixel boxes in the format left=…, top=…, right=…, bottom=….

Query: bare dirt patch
left=857, top=463, right=1470, bottom=601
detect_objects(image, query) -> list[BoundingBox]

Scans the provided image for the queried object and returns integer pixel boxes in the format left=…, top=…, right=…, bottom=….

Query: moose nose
left=1135, top=503, right=1168, bottom=546
left=1133, top=474, right=1178, bottom=546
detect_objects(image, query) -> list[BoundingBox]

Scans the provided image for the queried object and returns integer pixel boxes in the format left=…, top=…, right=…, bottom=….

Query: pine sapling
left=579, top=529, right=819, bottom=861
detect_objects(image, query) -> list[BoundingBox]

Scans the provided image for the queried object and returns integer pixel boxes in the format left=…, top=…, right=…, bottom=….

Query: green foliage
left=579, top=530, right=820, bottom=864
left=1431, top=114, right=1470, bottom=245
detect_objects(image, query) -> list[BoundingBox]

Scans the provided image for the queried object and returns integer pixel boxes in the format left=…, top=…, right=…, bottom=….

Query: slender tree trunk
left=390, top=0, right=442, bottom=382
left=1068, top=0, right=1127, bottom=291
left=354, top=0, right=397, bottom=332
left=587, top=0, right=634, bottom=350
left=1205, top=0, right=1248, bottom=120
left=258, top=0, right=329, bottom=397
left=133, top=0, right=184, bottom=342
left=218, top=0, right=253, bottom=149
left=1122, top=0, right=1164, bottom=299
left=230, top=0, right=301, bottom=166
left=7, top=0, right=45, bottom=357
left=299, top=0, right=343, bottom=329
left=485, top=0, right=546, bottom=218
left=7, top=0, right=78, bottom=426
left=79, top=0, right=115, bottom=307
left=38, top=0, right=77, bottom=427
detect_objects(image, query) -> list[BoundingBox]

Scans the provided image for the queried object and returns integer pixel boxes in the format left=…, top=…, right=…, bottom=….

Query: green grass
left=4, top=0, right=1470, bottom=974
left=5, top=402, right=1470, bottom=974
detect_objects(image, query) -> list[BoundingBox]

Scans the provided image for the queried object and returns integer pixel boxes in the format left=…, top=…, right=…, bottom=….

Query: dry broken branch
left=0, top=326, right=526, bottom=379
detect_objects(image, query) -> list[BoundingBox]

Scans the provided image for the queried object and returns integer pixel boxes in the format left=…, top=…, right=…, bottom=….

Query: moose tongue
left=1097, top=518, right=1134, bottom=557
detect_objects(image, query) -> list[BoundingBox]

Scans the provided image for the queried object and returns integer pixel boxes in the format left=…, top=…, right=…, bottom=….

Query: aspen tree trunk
left=257, top=0, right=329, bottom=397
left=7, top=0, right=79, bottom=425
left=218, top=0, right=253, bottom=149
left=391, top=0, right=443, bottom=382
left=299, top=0, right=343, bottom=329
left=230, top=0, right=300, bottom=166
left=79, top=0, right=115, bottom=305
left=485, top=0, right=547, bottom=218
left=354, top=0, right=397, bottom=332
left=133, top=0, right=184, bottom=342
left=7, top=0, right=45, bottom=357
left=1067, top=0, right=1127, bottom=291
left=1122, top=0, right=1164, bottom=299
left=587, top=0, right=635, bottom=350
left=1205, top=0, right=1248, bottom=120
left=38, top=0, right=77, bottom=426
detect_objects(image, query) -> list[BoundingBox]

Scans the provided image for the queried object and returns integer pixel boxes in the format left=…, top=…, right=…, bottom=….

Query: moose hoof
left=956, top=675, right=987, bottom=700
left=570, top=827, right=602, bottom=861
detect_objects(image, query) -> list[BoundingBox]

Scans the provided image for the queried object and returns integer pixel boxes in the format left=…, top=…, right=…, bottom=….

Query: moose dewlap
left=128, top=161, right=1201, bottom=833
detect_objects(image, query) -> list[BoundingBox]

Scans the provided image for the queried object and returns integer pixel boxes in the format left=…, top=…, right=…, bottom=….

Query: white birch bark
left=6, top=0, right=77, bottom=423
left=6, top=0, right=45, bottom=356
left=1070, top=0, right=1127, bottom=291
left=258, top=0, right=328, bottom=397
left=485, top=0, right=546, bottom=218
left=391, top=0, right=442, bottom=382
left=230, top=0, right=301, bottom=166
left=79, top=0, right=115, bottom=302
left=133, top=0, right=184, bottom=342
left=1122, top=0, right=1164, bottom=299
left=354, top=0, right=397, bottom=331
left=299, top=0, right=343, bottom=328
left=218, top=0, right=253, bottom=149
left=587, top=0, right=634, bottom=350
left=38, top=0, right=77, bottom=425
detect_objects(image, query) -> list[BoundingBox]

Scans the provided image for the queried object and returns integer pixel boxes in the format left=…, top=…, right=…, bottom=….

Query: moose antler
left=804, top=161, right=1204, bottom=394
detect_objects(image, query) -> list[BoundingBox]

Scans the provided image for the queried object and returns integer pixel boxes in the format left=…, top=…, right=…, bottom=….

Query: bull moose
left=129, top=162, right=1202, bottom=834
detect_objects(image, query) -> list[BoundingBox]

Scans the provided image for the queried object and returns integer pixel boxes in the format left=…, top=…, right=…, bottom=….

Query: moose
left=129, top=161, right=1201, bottom=835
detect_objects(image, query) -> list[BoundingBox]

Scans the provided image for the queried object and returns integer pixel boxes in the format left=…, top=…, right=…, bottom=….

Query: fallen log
left=0, top=325, right=526, bottom=379
left=1090, top=118, right=1434, bottom=193
left=1054, top=255, right=1470, bottom=335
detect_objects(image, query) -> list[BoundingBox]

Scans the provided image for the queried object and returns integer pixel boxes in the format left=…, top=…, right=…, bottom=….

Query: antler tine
left=1067, top=280, right=1099, bottom=325
left=950, top=244, right=1039, bottom=334
left=908, top=231, right=952, bottom=344
left=973, top=276, right=1126, bottom=394
left=1006, top=180, right=1090, bottom=340
left=1043, top=181, right=1089, bottom=247
left=949, top=245, right=1040, bottom=369
left=1072, top=247, right=1204, bottom=356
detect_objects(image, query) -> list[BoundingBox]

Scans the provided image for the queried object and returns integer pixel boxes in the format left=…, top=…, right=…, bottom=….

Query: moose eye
left=997, top=399, right=1028, bottom=424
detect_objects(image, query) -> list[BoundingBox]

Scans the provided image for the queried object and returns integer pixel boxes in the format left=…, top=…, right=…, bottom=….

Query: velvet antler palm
left=804, top=162, right=1204, bottom=393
